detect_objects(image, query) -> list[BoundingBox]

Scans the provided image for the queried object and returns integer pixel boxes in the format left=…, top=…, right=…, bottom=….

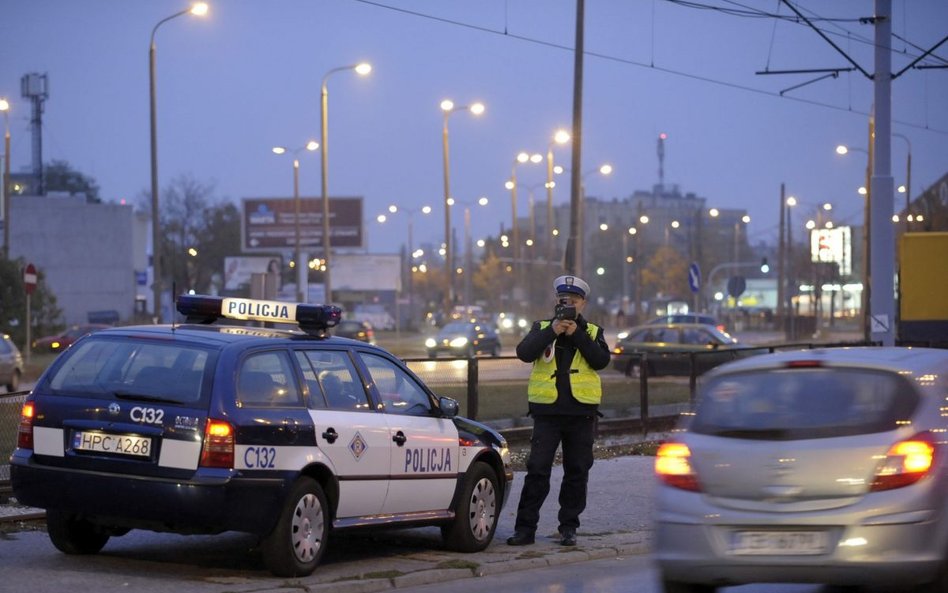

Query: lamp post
left=892, top=133, right=912, bottom=233
left=633, top=213, right=648, bottom=324
left=149, top=2, right=208, bottom=322
left=506, top=152, right=543, bottom=278
left=378, top=204, right=431, bottom=329
left=320, top=62, right=372, bottom=306
left=785, top=195, right=797, bottom=340
left=440, top=99, right=485, bottom=314
left=0, top=97, right=10, bottom=258
left=545, top=129, right=570, bottom=267
left=836, top=143, right=872, bottom=342
left=448, top=196, right=489, bottom=307
left=272, top=141, right=319, bottom=302
left=553, top=162, right=613, bottom=272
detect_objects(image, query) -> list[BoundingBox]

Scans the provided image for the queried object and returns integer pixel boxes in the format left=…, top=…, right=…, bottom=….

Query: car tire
left=6, top=369, right=19, bottom=392
left=441, top=461, right=499, bottom=552
left=46, top=510, right=110, bottom=555
left=661, top=578, right=717, bottom=593
left=261, top=476, right=329, bottom=577
left=490, top=344, right=500, bottom=357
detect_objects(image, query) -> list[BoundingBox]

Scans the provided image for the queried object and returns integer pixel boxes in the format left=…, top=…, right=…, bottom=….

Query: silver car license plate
left=73, top=431, right=152, bottom=457
left=730, top=530, right=828, bottom=555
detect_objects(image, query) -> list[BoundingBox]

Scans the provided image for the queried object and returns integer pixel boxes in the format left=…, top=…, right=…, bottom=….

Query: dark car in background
left=646, top=313, right=726, bottom=333
left=611, top=322, right=743, bottom=378
left=0, top=333, right=24, bottom=392
left=654, top=347, right=948, bottom=593
left=333, top=319, right=376, bottom=344
left=425, top=321, right=501, bottom=358
left=32, top=324, right=110, bottom=353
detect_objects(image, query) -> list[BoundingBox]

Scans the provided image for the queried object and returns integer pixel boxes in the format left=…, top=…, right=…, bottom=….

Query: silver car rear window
left=689, top=368, right=920, bottom=440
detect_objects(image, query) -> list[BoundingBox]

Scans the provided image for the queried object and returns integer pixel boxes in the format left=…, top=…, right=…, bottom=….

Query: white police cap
left=553, top=275, right=590, bottom=299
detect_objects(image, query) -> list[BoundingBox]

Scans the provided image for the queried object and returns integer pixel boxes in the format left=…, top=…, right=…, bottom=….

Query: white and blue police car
left=11, top=295, right=512, bottom=577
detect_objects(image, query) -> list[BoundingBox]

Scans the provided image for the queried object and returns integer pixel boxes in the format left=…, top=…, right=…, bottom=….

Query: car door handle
left=321, top=428, right=339, bottom=444
left=392, top=431, right=407, bottom=446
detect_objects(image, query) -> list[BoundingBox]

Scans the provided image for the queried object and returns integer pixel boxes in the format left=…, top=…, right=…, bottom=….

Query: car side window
left=298, top=350, right=369, bottom=411
left=358, top=352, right=432, bottom=416
left=237, top=351, right=302, bottom=408
left=682, top=329, right=708, bottom=345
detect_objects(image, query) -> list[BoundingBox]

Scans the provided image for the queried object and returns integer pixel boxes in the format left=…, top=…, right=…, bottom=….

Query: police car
left=10, top=295, right=512, bottom=577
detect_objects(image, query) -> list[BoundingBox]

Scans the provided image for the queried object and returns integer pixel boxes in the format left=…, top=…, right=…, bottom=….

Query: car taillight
left=200, top=419, right=235, bottom=468
left=655, top=442, right=701, bottom=492
left=870, top=432, right=935, bottom=492
left=17, top=402, right=35, bottom=449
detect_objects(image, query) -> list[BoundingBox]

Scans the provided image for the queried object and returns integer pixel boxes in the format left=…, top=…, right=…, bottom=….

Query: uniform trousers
left=513, top=414, right=596, bottom=534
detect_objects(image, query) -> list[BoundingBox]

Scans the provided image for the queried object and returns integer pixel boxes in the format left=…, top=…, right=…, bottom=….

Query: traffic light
left=760, top=257, right=770, bottom=273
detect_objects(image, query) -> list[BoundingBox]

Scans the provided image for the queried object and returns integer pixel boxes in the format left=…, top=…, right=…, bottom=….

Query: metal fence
left=0, top=391, right=28, bottom=481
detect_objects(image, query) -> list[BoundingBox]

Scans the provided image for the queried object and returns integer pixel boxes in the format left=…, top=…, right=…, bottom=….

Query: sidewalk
left=3, top=455, right=657, bottom=592
left=270, top=454, right=656, bottom=592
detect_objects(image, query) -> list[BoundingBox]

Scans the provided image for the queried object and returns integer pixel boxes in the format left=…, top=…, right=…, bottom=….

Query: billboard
left=332, top=254, right=402, bottom=292
left=224, top=256, right=282, bottom=291
left=241, top=197, right=364, bottom=253
left=809, top=225, right=852, bottom=276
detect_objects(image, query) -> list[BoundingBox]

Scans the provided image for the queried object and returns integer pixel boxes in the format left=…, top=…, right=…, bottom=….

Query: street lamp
left=378, top=204, right=432, bottom=329
left=506, top=152, right=543, bottom=279
left=553, top=162, right=613, bottom=271
left=321, top=62, right=372, bottom=306
left=448, top=195, right=489, bottom=307
left=440, top=99, right=485, bottom=313
left=149, top=2, right=208, bottom=322
left=892, top=133, right=912, bottom=233
left=545, top=129, right=570, bottom=266
left=272, top=141, right=319, bottom=302
left=835, top=143, right=872, bottom=342
left=0, top=97, right=10, bottom=258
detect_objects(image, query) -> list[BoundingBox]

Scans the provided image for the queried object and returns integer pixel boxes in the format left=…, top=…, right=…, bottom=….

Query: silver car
left=0, top=333, right=24, bottom=392
left=654, top=347, right=948, bottom=593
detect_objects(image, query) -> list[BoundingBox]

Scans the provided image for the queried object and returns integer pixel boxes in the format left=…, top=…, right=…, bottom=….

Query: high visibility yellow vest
left=527, top=321, right=602, bottom=405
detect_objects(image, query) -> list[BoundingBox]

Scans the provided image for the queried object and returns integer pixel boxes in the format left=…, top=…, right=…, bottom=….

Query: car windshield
left=440, top=322, right=473, bottom=335
left=43, top=336, right=216, bottom=406
left=689, top=367, right=920, bottom=440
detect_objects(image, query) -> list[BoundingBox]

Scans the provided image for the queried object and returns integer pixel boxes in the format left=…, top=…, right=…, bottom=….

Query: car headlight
left=616, top=330, right=629, bottom=340
left=501, top=318, right=513, bottom=329
left=449, top=337, right=469, bottom=348
left=517, top=318, right=528, bottom=329
left=424, top=338, right=437, bottom=348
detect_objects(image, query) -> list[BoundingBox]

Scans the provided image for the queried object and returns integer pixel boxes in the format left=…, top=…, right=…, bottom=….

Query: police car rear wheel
left=442, top=462, right=498, bottom=552
left=261, top=477, right=329, bottom=577
left=46, top=510, right=110, bottom=555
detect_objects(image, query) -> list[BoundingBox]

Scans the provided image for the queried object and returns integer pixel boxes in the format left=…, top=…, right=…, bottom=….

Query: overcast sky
left=2, top=0, right=946, bottom=257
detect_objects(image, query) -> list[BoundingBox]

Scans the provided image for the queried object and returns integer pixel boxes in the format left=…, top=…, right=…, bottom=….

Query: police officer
left=507, top=275, right=611, bottom=547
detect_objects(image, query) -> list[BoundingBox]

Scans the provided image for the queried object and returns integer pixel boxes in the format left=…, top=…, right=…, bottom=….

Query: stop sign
left=23, top=263, right=37, bottom=295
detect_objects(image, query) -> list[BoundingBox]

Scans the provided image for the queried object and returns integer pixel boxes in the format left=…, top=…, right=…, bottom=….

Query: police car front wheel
left=261, top=477, right=329, bottom=577
left=441, top=462, right=499, bottom=552
left=46, top=510, right=111, bottom=555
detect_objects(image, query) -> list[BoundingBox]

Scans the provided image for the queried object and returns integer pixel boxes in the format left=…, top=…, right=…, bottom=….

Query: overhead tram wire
left=349, top=0, right=948, bottom=137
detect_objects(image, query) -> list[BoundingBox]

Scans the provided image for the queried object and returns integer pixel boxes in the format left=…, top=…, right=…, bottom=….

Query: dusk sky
left=2, top=0, right=946, bottom=258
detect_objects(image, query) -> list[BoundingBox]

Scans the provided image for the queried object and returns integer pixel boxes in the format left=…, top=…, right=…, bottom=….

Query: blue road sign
left=688, top=262, right=701, bottom=294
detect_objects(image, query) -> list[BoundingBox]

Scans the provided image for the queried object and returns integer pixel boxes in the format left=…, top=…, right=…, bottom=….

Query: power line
left=350, top=0, right=948, bottom=136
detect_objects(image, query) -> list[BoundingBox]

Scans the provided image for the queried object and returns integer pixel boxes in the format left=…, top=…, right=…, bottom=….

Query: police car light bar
left=176, top=295, right=341, bottom=334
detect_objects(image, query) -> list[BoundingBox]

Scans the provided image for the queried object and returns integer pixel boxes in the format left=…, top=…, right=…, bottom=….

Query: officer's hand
left=559, top=319, right=578, bottom=336
left=551, top=319, right=569, bottom=335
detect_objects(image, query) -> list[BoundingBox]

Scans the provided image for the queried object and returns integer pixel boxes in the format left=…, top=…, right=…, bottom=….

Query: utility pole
left=565, top=0, right=585, bottom=276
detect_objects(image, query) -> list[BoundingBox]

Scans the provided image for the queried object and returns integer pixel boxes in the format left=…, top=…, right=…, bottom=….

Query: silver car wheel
left=291, top=492, right=325, bottom=563
left=468, top=476, right=497, bottom=541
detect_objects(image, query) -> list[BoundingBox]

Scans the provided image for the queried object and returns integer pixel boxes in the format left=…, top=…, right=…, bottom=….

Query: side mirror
left=439, top=396, right=459, bottom=418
